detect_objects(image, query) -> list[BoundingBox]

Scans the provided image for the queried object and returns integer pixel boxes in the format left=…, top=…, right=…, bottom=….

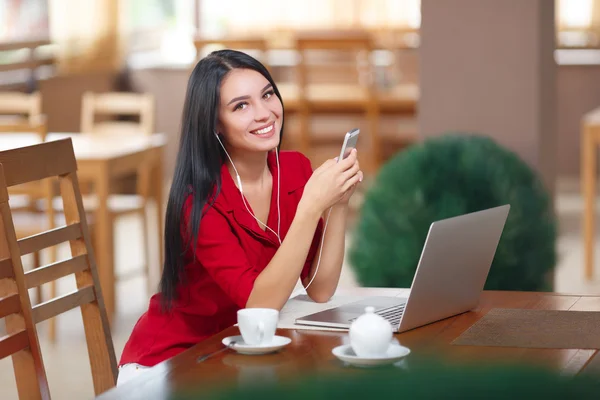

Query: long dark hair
left=159, top=50, right=285, bottom=310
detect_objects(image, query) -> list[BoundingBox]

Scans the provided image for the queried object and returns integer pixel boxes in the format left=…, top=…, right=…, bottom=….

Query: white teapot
left=349, top=306, right=394, bottom=358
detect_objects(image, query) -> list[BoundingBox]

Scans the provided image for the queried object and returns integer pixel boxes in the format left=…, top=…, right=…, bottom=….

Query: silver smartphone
left=338, top=128, right=360, bottom=162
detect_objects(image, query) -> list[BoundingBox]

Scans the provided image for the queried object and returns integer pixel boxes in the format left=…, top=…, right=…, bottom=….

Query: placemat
left=452, top=308, right=600, bottom=349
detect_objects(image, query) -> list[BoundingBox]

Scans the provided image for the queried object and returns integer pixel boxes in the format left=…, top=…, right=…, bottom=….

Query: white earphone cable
left=216, top=134, right=282, bottom=244
left=215, top=133, right=329, bottom=292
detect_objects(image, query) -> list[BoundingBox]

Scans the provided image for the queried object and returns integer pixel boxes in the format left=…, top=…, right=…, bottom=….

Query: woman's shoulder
left=182, top=184, right=227, bottom=218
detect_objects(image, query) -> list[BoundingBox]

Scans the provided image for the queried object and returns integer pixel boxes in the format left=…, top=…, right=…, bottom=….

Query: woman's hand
left=337, top=155, right=362, bottom=205
left=298, top=149, right=362, bottom=216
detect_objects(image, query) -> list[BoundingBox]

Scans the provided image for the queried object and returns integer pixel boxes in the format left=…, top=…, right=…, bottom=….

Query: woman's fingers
left=336, top=149, right=357, bottom=171
left=341, top=172, right=361, bottom=192
left=341, top=159, right=360, bottom=181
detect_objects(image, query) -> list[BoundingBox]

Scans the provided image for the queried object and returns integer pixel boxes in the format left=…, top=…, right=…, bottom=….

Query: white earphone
left=215, top=132, right=281, bottom=244
left=215, top=132, right=330, bottom=291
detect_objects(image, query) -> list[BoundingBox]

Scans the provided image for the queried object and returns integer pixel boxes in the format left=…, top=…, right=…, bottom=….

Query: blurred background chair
left=0, top=91, right=42, bottom=124
left=81, top=91, right=155, bottom=136
left=0, top=92, right=45, bottom=211
left=41, top=92, right=157, bottom=301
left=0, top=119, right=55, bottom=308
left=0, top=138, right=117, bottom=398
left=293, top=31, right=380, bottom=172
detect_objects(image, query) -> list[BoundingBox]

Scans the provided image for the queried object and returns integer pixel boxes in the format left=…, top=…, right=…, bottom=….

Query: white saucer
left=331, top=343, right=411, bottom=367
left=222, top=335, right=292, bottom=355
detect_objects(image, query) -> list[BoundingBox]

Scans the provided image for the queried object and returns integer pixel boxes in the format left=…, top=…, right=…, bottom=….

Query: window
left=0, top=0, right=51, bottom=88
left=199, top=0, right=421, bottom=38
left=0, top=0, right=49, bottom=41
left=556, top=0, right=600, bottom=48
left=121, top=0, right=196, bottom=63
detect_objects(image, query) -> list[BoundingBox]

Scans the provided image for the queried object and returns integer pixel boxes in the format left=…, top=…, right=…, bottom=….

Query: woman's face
left=217, top=68, right=283, bottom=153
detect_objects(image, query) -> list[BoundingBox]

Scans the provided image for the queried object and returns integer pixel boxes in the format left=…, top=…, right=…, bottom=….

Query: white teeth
left=252, top=124, right=273, bottom=135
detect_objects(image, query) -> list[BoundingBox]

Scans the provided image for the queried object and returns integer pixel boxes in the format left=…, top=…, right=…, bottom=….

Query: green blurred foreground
left=174, top=358, right=600, bottom=400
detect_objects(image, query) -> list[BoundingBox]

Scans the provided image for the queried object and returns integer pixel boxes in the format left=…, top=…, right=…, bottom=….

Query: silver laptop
left=295, top=205, right=510, bottom=333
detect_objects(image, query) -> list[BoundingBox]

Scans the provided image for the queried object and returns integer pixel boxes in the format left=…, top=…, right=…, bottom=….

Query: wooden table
left=582, top=106, right=600, bottom=280
left=0, top=132, right=166, bottom=325
left=97, top=289, right=600, bottom=400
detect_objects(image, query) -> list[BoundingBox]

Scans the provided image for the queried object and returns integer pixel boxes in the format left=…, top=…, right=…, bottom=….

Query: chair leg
left=32, top=251, right=43, bottom=305
left=48, top=280, right=57, bottom=343
left=48, top=243, right=58, bottom=344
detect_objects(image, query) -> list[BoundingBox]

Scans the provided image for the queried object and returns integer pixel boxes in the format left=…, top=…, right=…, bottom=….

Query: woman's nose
left=254, top=101, right=270, bottom=121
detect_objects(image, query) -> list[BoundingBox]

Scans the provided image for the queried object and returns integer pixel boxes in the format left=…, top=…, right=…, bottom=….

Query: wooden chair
left=194, top=37, right=271, bottom=68
left=0, top=101, right=47, bottom=211
left=0, top=119, right=55, bottom=306
left=0, top=91, right=42, bottom=124
left=293, top=31, right=380, bottom=172
left=0, top=117, right=49, bottom=209
left=81, top=91, right=155, bottom=136
left=371, top=31, right=420, bottom=166
left=0, top=138, right=117, bottom=398
left=46, top=92, right=157, bottom=302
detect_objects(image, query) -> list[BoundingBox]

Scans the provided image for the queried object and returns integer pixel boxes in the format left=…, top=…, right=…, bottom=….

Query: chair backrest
left=0, top=118, right=50, bottom=207
left=81, top=91, right=155, bottom=136
left=0, top=139, right=118, bottom=398
left=0, top=92, right=42, bottom=124
left=294, top=31, right=374, bottom=90
left=194, top=37, right=271, bottom=69
left=0, top=116, right=47, bottom=140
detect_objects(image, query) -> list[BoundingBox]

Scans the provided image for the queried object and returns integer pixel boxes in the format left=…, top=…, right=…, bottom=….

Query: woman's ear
left=215, top=122, right=224, bottom=136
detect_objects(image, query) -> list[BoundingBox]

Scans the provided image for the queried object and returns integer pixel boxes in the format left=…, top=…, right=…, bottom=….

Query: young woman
left=117, top=50, right=362, bottom=385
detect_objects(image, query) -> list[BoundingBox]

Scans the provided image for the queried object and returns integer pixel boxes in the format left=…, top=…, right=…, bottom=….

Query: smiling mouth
left=250, top=123, right=274, bottom=135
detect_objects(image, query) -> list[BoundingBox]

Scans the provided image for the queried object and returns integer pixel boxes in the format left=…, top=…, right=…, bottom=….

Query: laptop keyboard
left=349, top=303, right=405, bottom=326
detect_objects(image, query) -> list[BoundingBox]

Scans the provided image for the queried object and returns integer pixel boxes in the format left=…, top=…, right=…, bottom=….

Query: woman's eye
left=263, top=90, right=274, bottom=99
left=233, top=102, right=247, bottom=111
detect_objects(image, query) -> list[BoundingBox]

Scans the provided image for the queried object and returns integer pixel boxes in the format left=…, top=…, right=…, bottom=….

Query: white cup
left=237, top=308, right=279, bottom=345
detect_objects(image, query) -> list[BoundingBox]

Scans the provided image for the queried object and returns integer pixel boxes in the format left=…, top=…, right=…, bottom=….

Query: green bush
left=175, top=360, right=600, bottom=399
left=348, top=133, right=557, bottom=291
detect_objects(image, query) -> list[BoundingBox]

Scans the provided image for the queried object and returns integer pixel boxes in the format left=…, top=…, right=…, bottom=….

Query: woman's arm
left=247, top=152, right=360, bottom=310
left=302, top=204, right=348, bottom=303
left=246, top=202, right=322, bottom=310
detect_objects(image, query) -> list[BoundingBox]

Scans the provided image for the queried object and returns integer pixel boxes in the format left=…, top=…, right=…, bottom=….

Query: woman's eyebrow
left=226, top=83, right=273, bottom=106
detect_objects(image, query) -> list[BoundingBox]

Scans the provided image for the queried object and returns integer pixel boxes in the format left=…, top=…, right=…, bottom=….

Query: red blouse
left=119, top=150, right=323, bottom=367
